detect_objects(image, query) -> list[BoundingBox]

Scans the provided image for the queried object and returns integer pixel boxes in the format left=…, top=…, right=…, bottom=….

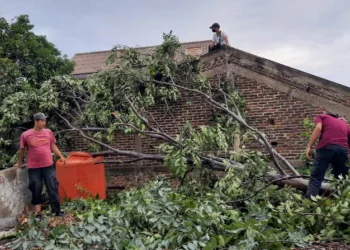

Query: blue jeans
left=28, top=166, right=61, bottom=213
left=305, top=145, right=349, bottom=197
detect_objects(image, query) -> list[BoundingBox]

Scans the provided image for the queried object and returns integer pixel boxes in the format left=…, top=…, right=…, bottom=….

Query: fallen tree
left=1, top=31, right=331, bottom=193
left=2, top=28, right=350, bottom=250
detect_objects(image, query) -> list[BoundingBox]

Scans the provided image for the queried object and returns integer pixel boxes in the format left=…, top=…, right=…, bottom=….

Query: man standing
left=14, top=112, right=65, bottom=218
left=209, top=23, right=229, bottom=52
left=305, top=112, right=350, bottom=197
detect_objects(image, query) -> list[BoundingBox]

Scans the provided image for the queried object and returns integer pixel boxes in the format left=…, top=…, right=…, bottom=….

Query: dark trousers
left=28, top=166, right=61, bottom=213
left=209, top=43, right=226, bottom=52
left=306, top=145, right=349, bottom=197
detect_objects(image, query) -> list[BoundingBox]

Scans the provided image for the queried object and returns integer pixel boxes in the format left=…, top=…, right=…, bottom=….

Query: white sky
left=1, top=0, right=350, bottom=87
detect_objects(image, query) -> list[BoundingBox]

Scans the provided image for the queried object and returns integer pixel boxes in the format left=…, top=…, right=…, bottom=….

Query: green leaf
left=219, top=235, right=225, bottom=246
left=58, top=238, right=70, bottom=244
left=326, top=229, right=336, bottom=238
left=316, top=207, right=321, bottom=214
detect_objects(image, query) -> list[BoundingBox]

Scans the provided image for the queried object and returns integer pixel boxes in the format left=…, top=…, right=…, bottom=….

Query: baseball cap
left=210, top=23, right=220, bottom=29
left=33, top=112, right=49, bottom=120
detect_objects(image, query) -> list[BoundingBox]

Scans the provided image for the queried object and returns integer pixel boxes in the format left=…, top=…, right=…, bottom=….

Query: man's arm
left=49, top=130, right=65, bottom=163
left=224, top=35, right=229, bottom=46
left=210, top=34, right=217, bottom=48
left=306, top=123, right=322, bottom=160
left=14, top=133, right=26, bottom=168
left=210, top=39, right=216, bottom=48
left=51, top=143, right=65, bottom=163
left=14, top=149, right=26, bottom=168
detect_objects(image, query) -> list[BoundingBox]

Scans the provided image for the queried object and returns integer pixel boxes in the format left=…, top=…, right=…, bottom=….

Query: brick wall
left=65, top=75, right=324, bottom=188
left=67, top=48, right=350, bottom=189
left=200, top=48, right=350, bottom=117
left=233, top=75, right=324, bottom=159
left=65, top=91, right=214, bottom=189
left=226, top=53, right=350, bottom=110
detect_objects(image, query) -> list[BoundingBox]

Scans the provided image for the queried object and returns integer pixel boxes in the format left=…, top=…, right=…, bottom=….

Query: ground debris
left=0, top=213, right=76, bottom=250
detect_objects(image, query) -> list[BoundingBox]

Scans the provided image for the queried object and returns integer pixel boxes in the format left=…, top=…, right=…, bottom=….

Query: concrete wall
left=0, top=167, right=30, bottom=231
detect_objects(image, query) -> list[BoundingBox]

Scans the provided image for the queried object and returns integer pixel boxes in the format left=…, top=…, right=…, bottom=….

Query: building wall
left=64, top=91, right=214, bottom=189
left=232, top=74, right=323, bottom=160
left=68, top=48, right=350, bottom=189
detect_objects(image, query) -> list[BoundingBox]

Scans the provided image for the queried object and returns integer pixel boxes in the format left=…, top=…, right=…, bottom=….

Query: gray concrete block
left=0, top=167, right=31, bottom=231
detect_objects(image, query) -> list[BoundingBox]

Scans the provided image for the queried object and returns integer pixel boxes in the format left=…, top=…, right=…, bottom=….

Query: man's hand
left=60, top=157, right=66, bottom=165
left=305, top=122, right=322, bottom=162
left=306, top=146, right=312, bottom=161
left=52, top=143, right=66, bottom=165
left=13, top=162, right=25, bottom=168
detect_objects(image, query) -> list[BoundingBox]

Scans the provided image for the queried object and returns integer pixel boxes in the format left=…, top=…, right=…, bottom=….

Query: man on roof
left=209, top=22, right=229, bottom=52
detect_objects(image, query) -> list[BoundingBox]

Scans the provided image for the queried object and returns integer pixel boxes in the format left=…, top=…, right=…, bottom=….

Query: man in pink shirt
left=305, top=112, right=350, bottom=197
left=14, top=112, right=66, bottom=218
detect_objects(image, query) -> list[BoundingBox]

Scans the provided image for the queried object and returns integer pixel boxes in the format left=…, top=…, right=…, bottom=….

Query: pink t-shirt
left=315, top=114, right=350, bottom=150
left=20, top=129, right=56, bottom=168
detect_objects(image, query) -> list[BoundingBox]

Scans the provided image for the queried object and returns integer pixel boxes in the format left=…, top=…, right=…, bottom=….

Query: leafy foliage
left=12, top=163, right=350, bottom=249
left=0, top=24, right=247, bottom=177
left=0, top=15, right=74, bottom=168
left=0, top=15, right=74, bottom=85
left=1, top=15, right=350, bottom=250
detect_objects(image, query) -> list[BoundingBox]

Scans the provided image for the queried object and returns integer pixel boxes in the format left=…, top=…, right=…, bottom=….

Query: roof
left=200, top=47, right=350, bottom=117
left=72, top=40, right=212, bottom=76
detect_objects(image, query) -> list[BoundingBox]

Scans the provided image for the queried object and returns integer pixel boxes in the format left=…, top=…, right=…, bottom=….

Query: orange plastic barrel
left=56, top=152, right=106, bottom=202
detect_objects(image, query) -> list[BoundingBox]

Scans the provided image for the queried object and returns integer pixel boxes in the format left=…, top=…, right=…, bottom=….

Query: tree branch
left=112, top=122, right=179, bottom=145
left=94, top=158, right=145, bottom=164
left=125, top=97, right=153, bottom=130
left=227, top=175, right=311, bottom=204
left=150, top=79, right=288, bottom=175
left=145, top=111, right=165, bottom=133
left=57, top=127, right=108, bottom=134
left=123, top=98, right=179, bottom=145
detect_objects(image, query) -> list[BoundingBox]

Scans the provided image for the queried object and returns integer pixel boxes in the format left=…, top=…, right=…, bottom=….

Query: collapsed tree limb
left=113, top=122, right=177, bottom=143
left=63, top=77, right=297, bottom=176
left=90, top=150, right=164, bottom=160
left=62, top=74, right=298, bottom=175
left=57, top=127, right=108, bottom=134
left=227, top=175, right=328, bottom=204
left=94, top=158, right=145, bottom=165
left=56, top=79, right=315, bottom=191
left=56, top=110, right=330, bottom=194
left=56, top=111, right=162, bottom=161
left=57, top=111, right=242, bottom=171
left=145, top=111, right=165, bottom=133
left=150, top=79, right=299, bottom=176
left=124, top=98, right=178, bottom=145
left=91, top=150, right=331, bottom=195
left=250, top=134, right=299, bottom=176
left=213, top=79, right=243, bottom=119
left=213, top=86, right=300, bottom=176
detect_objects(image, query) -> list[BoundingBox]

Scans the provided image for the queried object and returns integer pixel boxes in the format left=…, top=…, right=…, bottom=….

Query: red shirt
left=315, top=114, right=350, bottom=150
left=20, top=129, right=56, bottom=168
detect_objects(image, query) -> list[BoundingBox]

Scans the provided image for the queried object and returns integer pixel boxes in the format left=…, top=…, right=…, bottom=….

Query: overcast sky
left=1, top=0, right=350, bottom=87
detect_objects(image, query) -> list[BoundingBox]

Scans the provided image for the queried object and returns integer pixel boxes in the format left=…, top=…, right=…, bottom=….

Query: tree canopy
left=0, top=15, right=74, bottom=167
